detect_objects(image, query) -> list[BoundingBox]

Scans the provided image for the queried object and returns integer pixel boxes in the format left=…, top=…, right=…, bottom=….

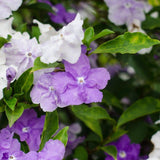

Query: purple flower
left=24, top=139, right=65, bottom=160
left=3, top=32, right=42, bottom=79
left=10, top=109, right=45, bottom=151
left=37, top=1, right=76, bottom=25
left=54, top=53, right=110, bottom=107
left=30, top=72, right=60, bottom=112
left=38, top=139, right=65, bottom=160
left=105, top=135, right=141, bottom=160
left=49, top=4, right=76, bottom=25
left=104, top=0, right=151, bottom=26
left=0, top=128, right=24, bottom=160
left=31, top=52, right=110, bottom=111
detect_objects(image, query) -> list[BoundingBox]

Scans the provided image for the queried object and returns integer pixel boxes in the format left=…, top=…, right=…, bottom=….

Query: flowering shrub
left=1, top=0, right=160, bottom=160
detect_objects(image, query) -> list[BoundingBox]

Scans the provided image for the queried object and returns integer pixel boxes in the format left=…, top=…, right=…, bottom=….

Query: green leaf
left=73, top=146, right=88, bottom=160
left=142, top=17, right=160, bottom=30
left=117, top=97, right=160, bottom=128
left=0, top=99, right=6, bottom=112
left=5, top=104, right=24, bottom=127
left=3, top=87, right=12, bottom=100
left=53, top=126, right=69, bottom=146
left=0, top=37, right=8, bottom=48
left=31, top=57, right=59, bottom=72
left=72, top=105, right=105, bottom=139
left=101, top=145, right=117, bottom=160
left=102, top=90, right=122, bottom=109
left=4, top=97, right=17, bottom=111
left=92, top=32, right=160, bottom=54
left=82, top=27, right=95, bottom=48
left=103, top=129, right=127, bottom=145
left=91, top=29, right=114, bottom=41
left=72, top=104, right=112, bottom=120
left=14, top=68, right=33, bottom=96
left=148, top=0, right=160, bottom=6
left=31, top=26, right=41, bottom=40
left=28, top=2, right=54, bottom=13
left=39, top=111, right=59, bottom=150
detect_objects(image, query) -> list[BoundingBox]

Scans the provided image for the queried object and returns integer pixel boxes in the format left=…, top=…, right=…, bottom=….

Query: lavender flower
left=10, top=109, right=45, bottom=151
left=0, top=128, right=24, bottom=160
left=0, top=0, right=22, bottom=20
left=105, top=135, right=141, bottom=160
left=3, top=32, right=42, bottom=79
left=104, top=0, right=151, bottom=26
left=54, top=53, right=110, bottom=107
left=30, top=72, right=60, bottom=112
left=24, top=139, right=65, bottom=160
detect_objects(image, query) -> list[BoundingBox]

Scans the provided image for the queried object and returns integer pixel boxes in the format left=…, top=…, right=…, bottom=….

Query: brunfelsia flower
left=54, top=53, right=110, bottom=107
left=105, top=135, right=140, bottom=160
left=104, top=0, right=151, bottom=26
left=147, top=131, right=160, bottom=160
left=49, top=4, right=76, bottom=25
left=0, top=128, right=24, bottom=160
left=24, top=139, right=65, bottom=160
left=10, top=109, right=45, bottom=151
left=36, top=13, right=84, bottom=64
left=0, top=17, right=15, bottom=38
left=0, top=0, right=22, bottom=20
left=3, top=32, right=42, bottom=79
left=0, top=50, right=9, bottom=99
left=30, top=72, right=60, bottom=112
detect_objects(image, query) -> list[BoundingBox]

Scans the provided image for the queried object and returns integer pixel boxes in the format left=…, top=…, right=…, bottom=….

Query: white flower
left=151, top=131, right=160, bottom=149
left=0, top=17, right=15, bottom=38
left=36, top=13, right=84, bottom=64
left=0, top=0, right=22, bottom=20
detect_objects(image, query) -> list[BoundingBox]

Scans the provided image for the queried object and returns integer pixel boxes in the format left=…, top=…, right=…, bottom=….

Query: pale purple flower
left=38, top=139, right=65, bottom=160
left=3, top=32, right=42, bottom=79
left=104, top=0, right=151, bottom=26
left=10, top=109, right=45, bottom=151
left=0, top=0, right=22, bottom=20
left=53, top=53, right=110, bottom=107
left=24, top=139, right=65, bottom=160
left=105, top=135, right=141, bottom=160
left=30, top=72, right=60, bottom=112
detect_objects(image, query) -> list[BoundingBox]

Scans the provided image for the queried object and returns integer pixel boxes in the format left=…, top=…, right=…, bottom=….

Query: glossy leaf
left=4, top=97, right=17, bottom=111
left=101, top=145, right=117, bottom=160
left=39, top=111, right=59, bottom=150
left=117, top=97, right=160, bottom=128
left=92, top=32, right=160, bottom=54
left=91, top=29, right=114, bottom=41
left=0, top=37, right=8, bottom=48
left=31, top=57, right=59, bottom=72
left=73, top=146, right=88, bottom=160
left=72, top=104, right=112, bottom=120
left=83, top=27, right=95, bottom=48
left=14, top=68, right=33, bottom=96
left=5, top=104, right=24, bottom=127
left=53, top=126, right=69, bottom=146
